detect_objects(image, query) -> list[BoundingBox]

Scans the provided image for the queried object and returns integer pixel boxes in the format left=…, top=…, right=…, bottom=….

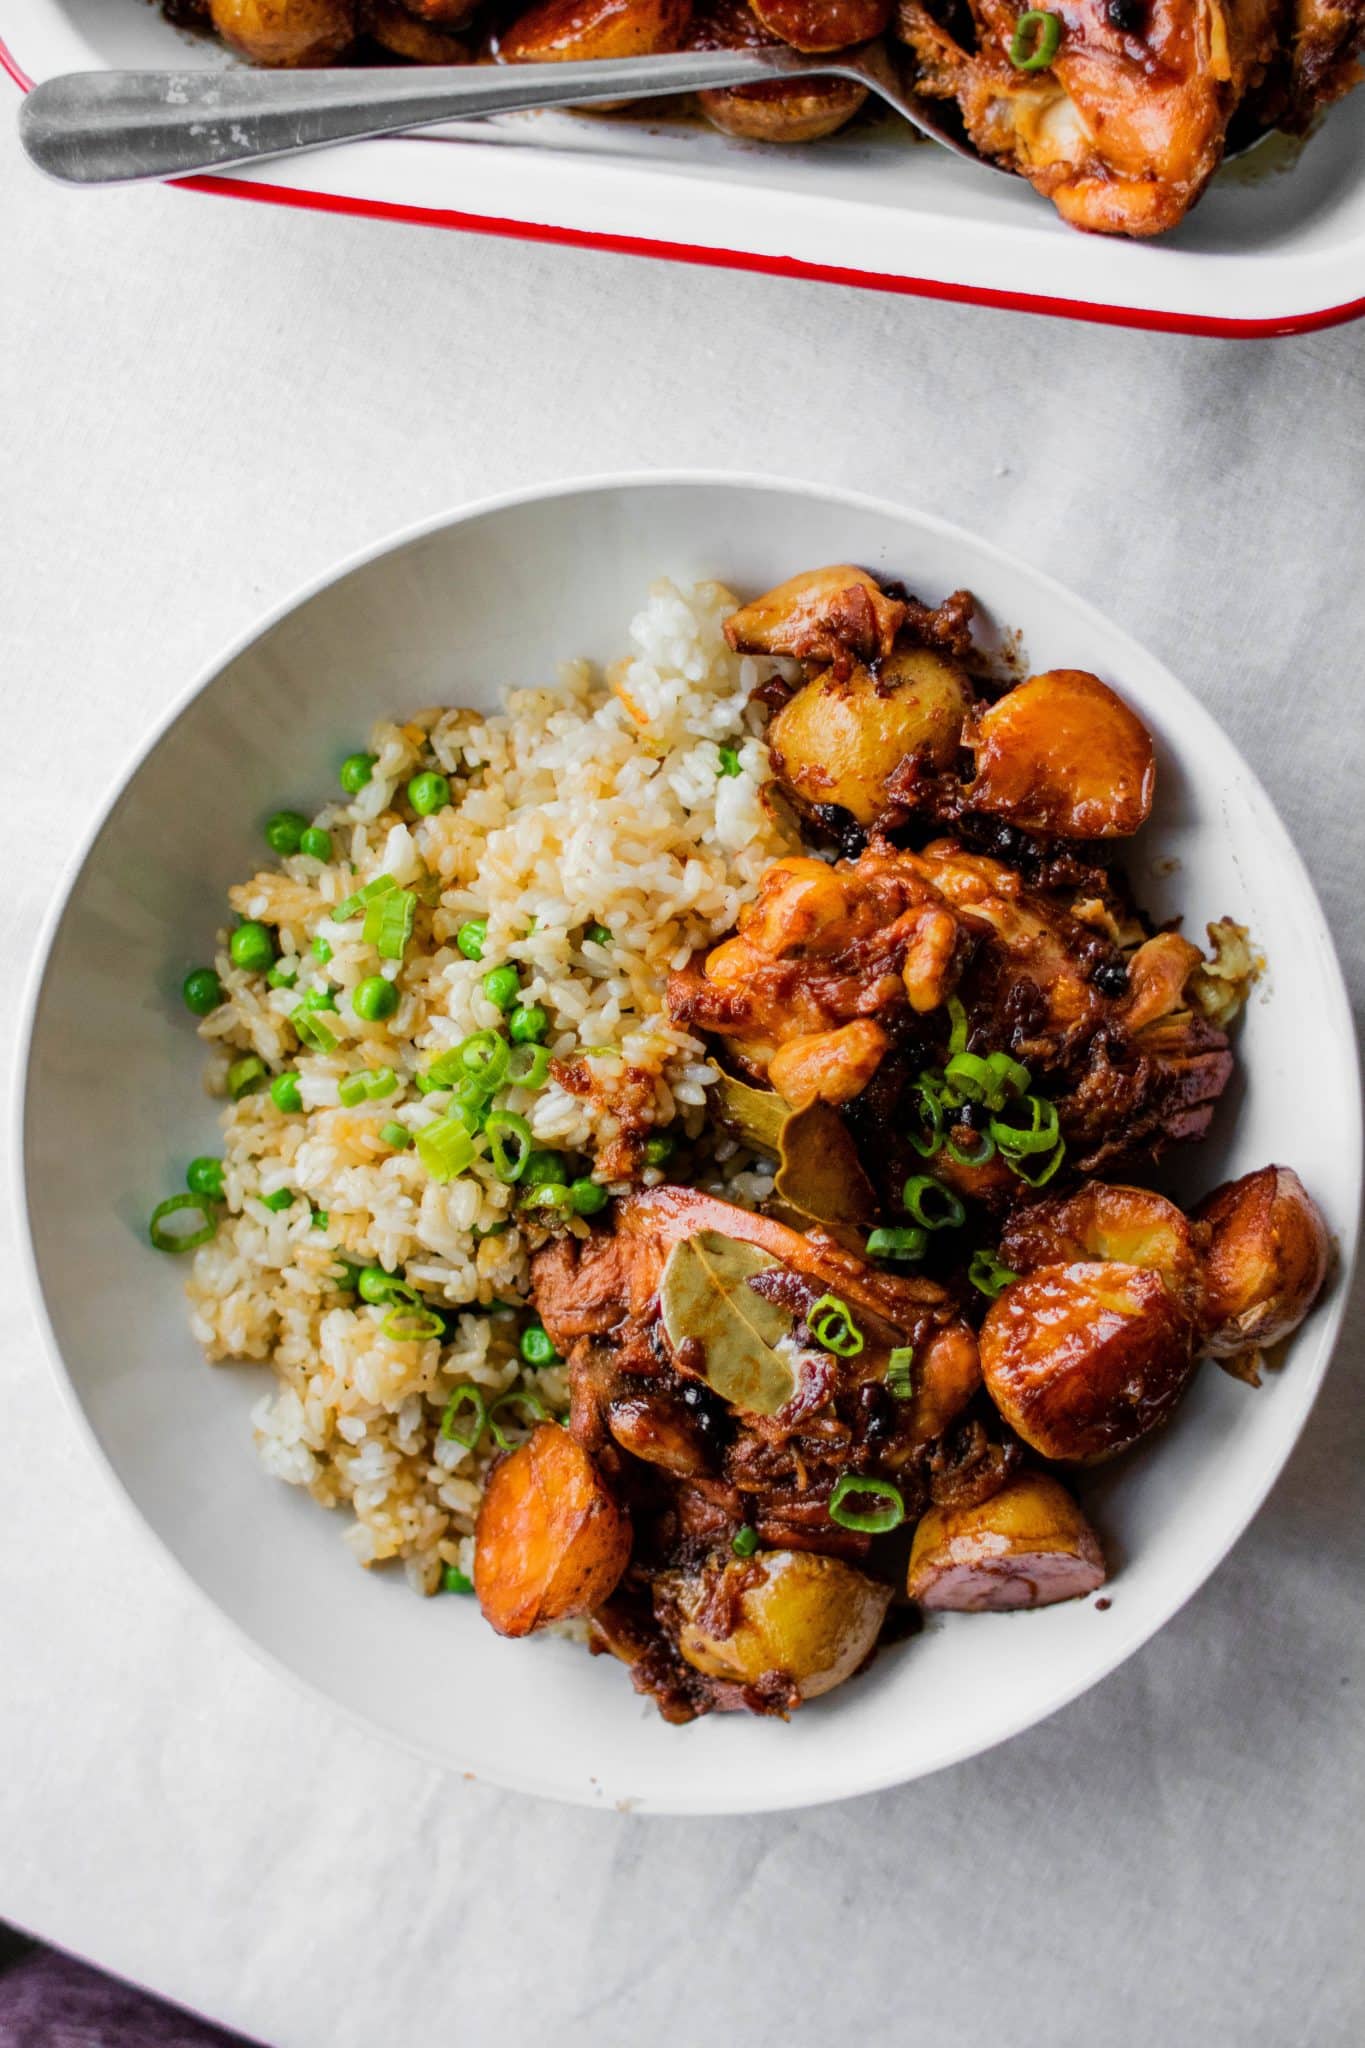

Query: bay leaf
left=711, top=1068, right=790, bottom=1153
left=659, top=1230, right=796, bottom=1415
left=771, top=1101, right=879, bottom=1247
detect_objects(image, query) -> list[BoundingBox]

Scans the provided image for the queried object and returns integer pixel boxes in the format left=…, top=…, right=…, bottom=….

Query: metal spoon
left=18, top=45, right=1002, bottom=187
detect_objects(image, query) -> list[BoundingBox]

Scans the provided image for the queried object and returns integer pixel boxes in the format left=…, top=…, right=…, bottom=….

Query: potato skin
left=966, top=670, right=1156, bottom=839
left=1001, top=1182, right=1199, bottom=1314
left=748, top=0, right=890, bottom=47
left=723, top=562, right=903, bottom=659
left=981, top=1261, right=1195, bottom=1463
left=1196, top=1166, right=1329, bottom=1358
left=208, top=0, right=356, bottom=64
left=907, top=1472, right=1106, bottom=1611
left=495, top=0, right=692, bottom=61
left=368, top=0, right=467, bottom=58
left=666, top=1548, right=891, bottom=1698
left=474, top=1424, right=631, bottom=1637
left=768, top=648, right=974, bottom=825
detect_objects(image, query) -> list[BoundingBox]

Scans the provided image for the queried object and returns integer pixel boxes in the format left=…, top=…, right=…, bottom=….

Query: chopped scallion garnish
left=148, top=1192, right=218, bottom=1253
left=416, top=1114, right=476, bottom=1183
left=968, top=1248, right=1020, bottom=1299
left=902, top=1174, right=966, bottom=1231
left=885, top=1348, right=915, bottom=1400
left=828, top=1472, right=905, bottom=1534
left=808, top=1293, right=864, bottom=1357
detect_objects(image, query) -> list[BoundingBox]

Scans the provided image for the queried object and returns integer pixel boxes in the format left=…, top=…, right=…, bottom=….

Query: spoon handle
left=19, top=51, right=842, bottom=186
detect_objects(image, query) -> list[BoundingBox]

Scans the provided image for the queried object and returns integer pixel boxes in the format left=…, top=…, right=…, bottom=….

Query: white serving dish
left=17, top=473, right=1360, bottom=1814
left=5, top=1, right=1365, bottom=335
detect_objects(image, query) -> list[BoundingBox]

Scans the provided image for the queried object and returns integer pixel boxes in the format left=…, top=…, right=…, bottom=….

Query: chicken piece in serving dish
left=894, top=0, right=1286, bottom=235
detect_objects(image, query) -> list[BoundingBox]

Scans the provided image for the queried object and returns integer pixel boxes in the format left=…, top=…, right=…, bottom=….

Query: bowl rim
left=15, top=468, right=1363, bottom=1814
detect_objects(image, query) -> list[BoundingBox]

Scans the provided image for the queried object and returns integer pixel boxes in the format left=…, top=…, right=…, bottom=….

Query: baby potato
left=981, top=1261, right=1194, bottom=1463
left=767, top=647, right=974, bottom=825
left=209, top=0, right=357, bottom=65
left=400, top=0, right=476, bottom=20
left=667, top=1548, right=891, bottom=1698
left=495, top=0, right=692, bottom=62
left=1196, top=1166, right=1329, bottom=1358
left=748, top=0, right=890, bottom=47
left=1002, top=1182, right=1198, bottom=1313
left=907, top=1472, right=1106, bottom=1611
left=724, top=564, right=904, bottom=661
left=368, top=0, right=467, bottom=58
left=474, top=1424, right=632, bottom=1637
left=965, top=670, right=1156, bottom=840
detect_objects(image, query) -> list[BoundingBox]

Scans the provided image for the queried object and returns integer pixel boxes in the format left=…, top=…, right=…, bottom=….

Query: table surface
left=2, top=102, right=1364, bottom=2048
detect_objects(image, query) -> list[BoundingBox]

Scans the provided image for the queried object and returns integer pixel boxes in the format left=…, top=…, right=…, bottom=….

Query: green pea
left=442, top=1566, right=474, bottom=1595
left=519, top=1322, right=559, bottom=1368
left=408, top=771, right=450, bottom=816
left=717, top=745, right=743, bottom=778
left=260, top=1189, right=294, bottom=1213
left=270, top=1071, right=303, bottom=1114
left=264, top=810, right=308, bottom=857
left=521, top=1150, right=566, bottom=1188
left=229, top=922, right=275, bottom=974
left=182, top=968, right=223, bottom=1017
left=353, top=975, right=399, bottom=1022
left=731, top=1524, right=759, bottom=1558
left=482, top=964, right=520, bottom=1012
left=456, top=919, right=488, bottom=962
left=312, top=936, right=333, bottom=964
left=299, top=826, right=332, bottom=862
left=186, top=1156, right=225, bottom=1201
left=266, top=963, right=298, bottom=990
left=358, top=1265, right=399, bottom=1305
left=584, top=923, right=613, bottom=948
left=340, top=752, right=376, bottom=796
left=569, top=1177, right=608, bottom=1217
left=508, top=1003, right=548, bottom=1044
left=644, top=1134, right=675, bottom=1166
left=299, top=987, right=336, bottom=1012
left=381, top=1122, right=412, bottom=1150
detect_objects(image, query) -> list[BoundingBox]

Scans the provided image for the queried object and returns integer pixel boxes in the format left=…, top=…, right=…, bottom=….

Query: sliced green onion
left=365, top=886, right=416, bottom=961
left=381, top=1121, right=412, bottom=1150
left=227, top=1055, right=267, bottom=1100
left=942, top=1051, right=995, bottom=1104
left=885, top=1348, right=916, bottom=1400
left=455, top=918, right=487, bottom=962
left=488, top=1388, right=553, bottom=1450
left=337, top=1063, right=397, bottom=1108
left=266, top=963, right=297, bottom=991
left=945, top=1126, right=997, bottom=1168
left=828, top=1472, right=905, bottom=1534
left=149, top=1192, right=219, bottom=1253
left=519, top=1321, right=559, bottom=1368
left=358, top=1266, right=418, bottom=1308
left=381, top=1303, right=444, bottom=1343
left=299, top=987, right=337, bottom=1014
left=311, top=1208, right=329, bottom=1230
left=808, top=1292, right=864, bottom=1357
left=338, top=1074, right=369, bottom=1108
left=457, top=1030, right=511, bottom=1092
left=442, top=1565, right=474, bottom=1595
left=717, top=744, right=743, bottom=777
left=903, top=1174, right=966, bottom=1231
left=416, top=1115, right=476, bottom=1183
left=731, top=1524, right=759, bottom=1558
left=1011, top=1140, right=1066, bottom=1188
left=508, top=1041, right=551, bottom=1090
left=644, top=1134, right=675, bottom=1167
left=946, top=995, right=970, bottom=1057
left=334, top=873, right=396, bottom=922
left=486, top=1110, right=533, bottom=1183
left=968, top=1247, right=1020, bottom=1299
left=865, top=1226, right=929, bottom=1261
left=259, top=1189, right=294, bottom=1213
left=449, top=1079, right=492, bottom=1134
left=1010, top=8, right=1062, bottom=70
left=985, top=1050, right=1031, bottom=1099
left=440, top=1386, right=487, bottom=1447
left=908, top=1078, right=945, bottom=1158
left=991, top=1093, right=1060, bottom=1158
left=291, top=1007, right=337, bottom=1054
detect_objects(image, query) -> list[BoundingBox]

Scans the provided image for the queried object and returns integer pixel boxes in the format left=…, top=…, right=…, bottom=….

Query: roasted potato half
left=723, top=562, right=904, bottom=660
left=965, top=670, right=1156, bottom=840
left=907, top=1472, right=1106, bottom=1611
left=474, top=1424, right=632, bottom=1636
left=1002, top=1182, right=1199, bottom=1313
left=767, top=647, right=974, bottom=824
left=495, top=0, right=692, bottom=61
left=748, top=0, right=890, bottom=47
left=665, top=1548, right=891, bottom=1698
left=368, top=0, right=467, bottom=58
left=1196, top=1165, right=1329, bottom=1358
left=981, top=1261, right=1194, bottom=1463
left=208, top=0, right=357, bottom=64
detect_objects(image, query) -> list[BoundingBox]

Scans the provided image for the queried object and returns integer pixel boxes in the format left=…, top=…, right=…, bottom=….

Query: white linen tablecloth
left=1, top=107, right=1363, bottom=2048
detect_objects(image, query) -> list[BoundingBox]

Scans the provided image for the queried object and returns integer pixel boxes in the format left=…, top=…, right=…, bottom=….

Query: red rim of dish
left=5, top=30, right=1363, bottom=338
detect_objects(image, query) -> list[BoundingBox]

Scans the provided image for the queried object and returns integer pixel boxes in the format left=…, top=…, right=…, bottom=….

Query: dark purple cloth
left=0, top=1948, right=259, bottom=2048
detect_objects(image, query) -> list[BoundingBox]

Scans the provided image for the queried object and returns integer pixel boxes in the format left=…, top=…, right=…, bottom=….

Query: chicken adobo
left=461, top=562, right=1330, bottom=1723
left=162, top=0, right=1362, bottom=236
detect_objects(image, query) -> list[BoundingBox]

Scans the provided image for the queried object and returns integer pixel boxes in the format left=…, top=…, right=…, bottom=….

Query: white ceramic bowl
left=18, top=474, right=1360, bottom=1814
